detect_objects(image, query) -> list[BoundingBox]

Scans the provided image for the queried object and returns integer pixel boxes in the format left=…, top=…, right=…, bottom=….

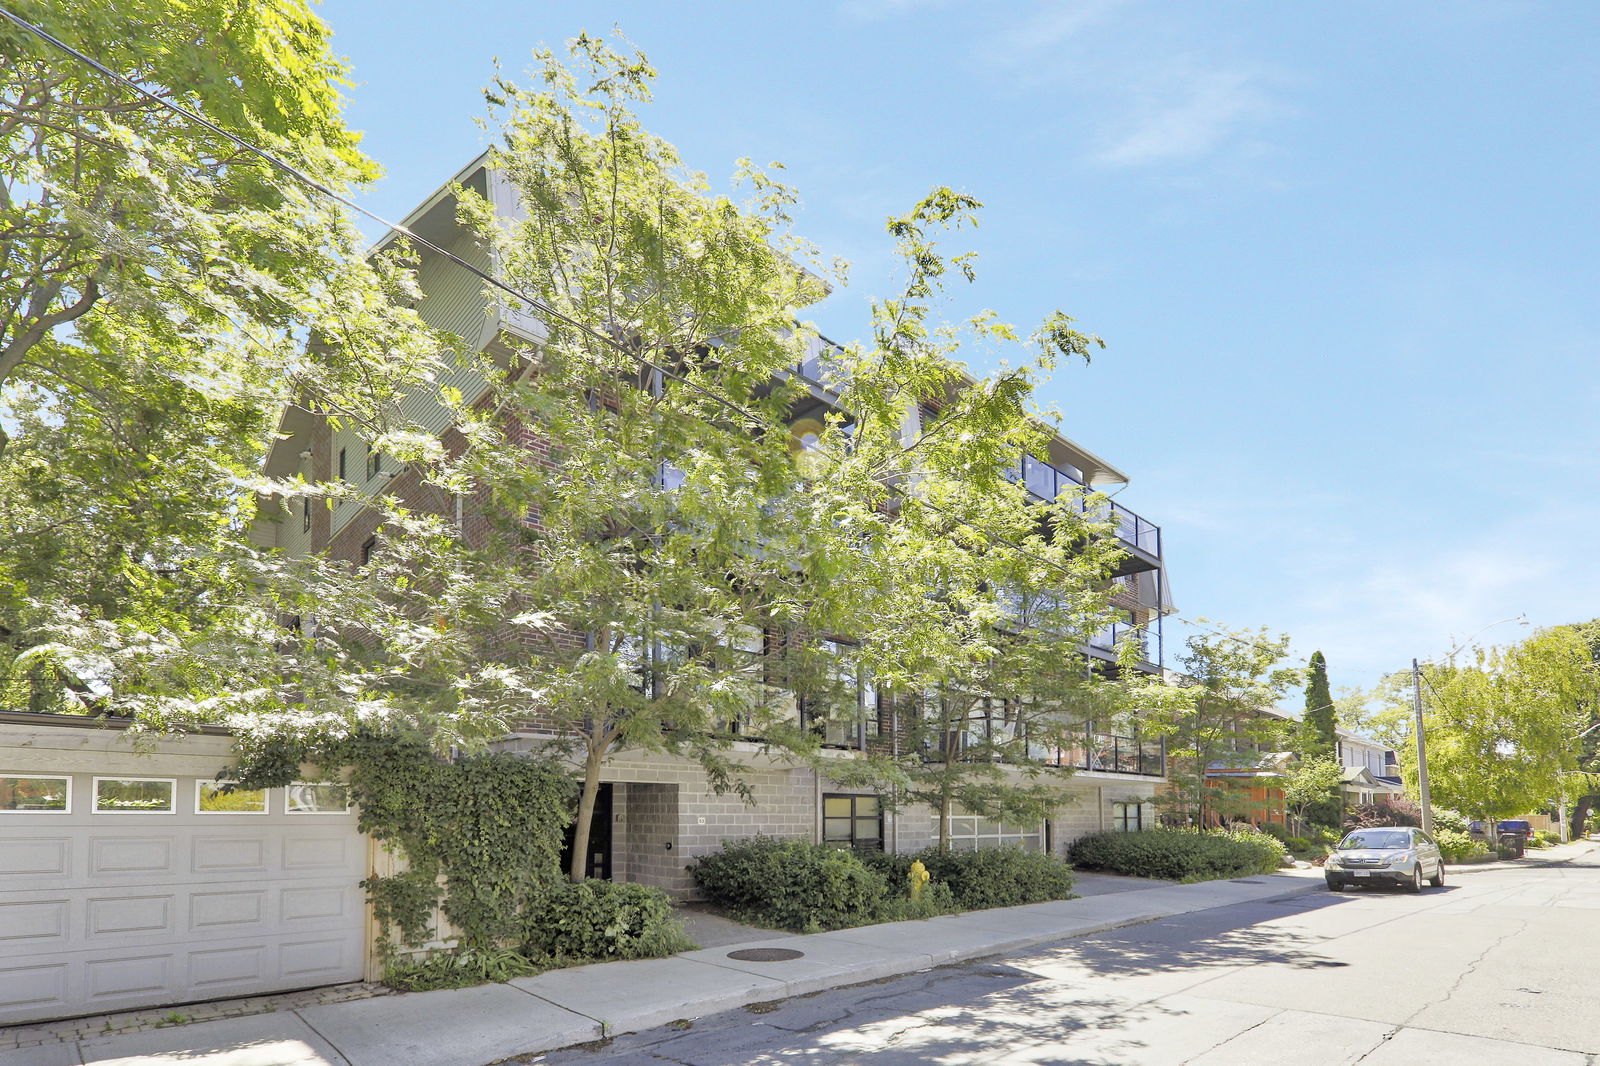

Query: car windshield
left=1339, top=830, right=1411, bottom=850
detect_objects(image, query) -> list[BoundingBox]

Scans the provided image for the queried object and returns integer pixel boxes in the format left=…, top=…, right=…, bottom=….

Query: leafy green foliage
left=384, top=948, right=542, bottom=993
left=686, top=837, right=888, bottom=933
left=907, top=846, right=1075, bottom=910
left=529, top=880, right=695, bottom=961
left=1282, top=754, right=1344, bottom=829
left=691, top=838, right=1072, bottom=931
left=1128, top=628, right=1298, bottom=828
left=233, top=735, right=573, bottom=956
left=1068, top=828, right=1286, bottom=882
left=1433, top=828, right=1484, bottom=861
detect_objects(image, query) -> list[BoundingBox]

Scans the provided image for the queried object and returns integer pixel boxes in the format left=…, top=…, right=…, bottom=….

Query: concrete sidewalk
left=1444, top=836, right=1597, bottom=874
left=1, top=869, right=1325, bottom=1066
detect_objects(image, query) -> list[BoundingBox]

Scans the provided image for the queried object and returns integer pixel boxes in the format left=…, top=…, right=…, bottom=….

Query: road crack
left=1401, top=916, right=1529, bottom=1025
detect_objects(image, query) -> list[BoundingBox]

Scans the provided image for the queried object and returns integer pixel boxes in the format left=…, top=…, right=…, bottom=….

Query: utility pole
left=1412, top=657, right=1432, bottom=834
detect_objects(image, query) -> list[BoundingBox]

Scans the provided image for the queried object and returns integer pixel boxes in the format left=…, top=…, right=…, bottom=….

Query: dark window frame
left=822, top=793, right=884, bottom=852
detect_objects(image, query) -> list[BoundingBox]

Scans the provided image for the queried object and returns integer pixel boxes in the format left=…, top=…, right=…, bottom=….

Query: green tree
left=1132, top=627, right=1298, bottom=828
left=0, top=0, right=439, bottom=710
left=1301, top=650, right=1337, bottom=756
left=1281, top=754, right=1344, bottom=829
left=1405, top=627, right=1599, bottom=833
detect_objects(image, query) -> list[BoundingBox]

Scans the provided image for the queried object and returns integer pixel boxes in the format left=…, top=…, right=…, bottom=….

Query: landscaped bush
left=1284, top=836, right=1313, bottom=854
left=687, top=836, right=887, bottom=932
left=912, top=846, right=1076, bottom=909
left=1431, top=807, right=1471, bottom=834
left=1434, top=827, right=1486, bottom=861
left=528, top=880, right=695, bottom=961
left=1259, top=822, right=1291, bottom=843
left=1068, top=828, right=1285, bottom=882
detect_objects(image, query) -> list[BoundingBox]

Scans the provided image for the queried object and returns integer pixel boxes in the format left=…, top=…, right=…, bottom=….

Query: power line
left=4, top=6, right=1294, bottom=670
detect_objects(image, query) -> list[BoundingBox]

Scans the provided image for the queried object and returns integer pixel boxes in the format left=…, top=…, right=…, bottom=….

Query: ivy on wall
left=232, top=734, right=573, bottom=955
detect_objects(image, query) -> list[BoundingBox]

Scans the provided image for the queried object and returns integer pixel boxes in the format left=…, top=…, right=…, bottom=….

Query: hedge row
left=687, top=836, right=1075, bottom=932
left=1067, top=827, right=1287, bottom=882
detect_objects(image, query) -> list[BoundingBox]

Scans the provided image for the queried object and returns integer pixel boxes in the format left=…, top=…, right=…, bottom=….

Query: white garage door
left=0, top=770, right=367, bottom=1025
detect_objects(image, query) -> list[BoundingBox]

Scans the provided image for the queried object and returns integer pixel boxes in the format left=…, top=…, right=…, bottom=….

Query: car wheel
left=1429, top=860, right=1444, bottom=888
left=1326, top=877, right=1343, bottom=892
left=1406, top=865, right=1423, bottom=892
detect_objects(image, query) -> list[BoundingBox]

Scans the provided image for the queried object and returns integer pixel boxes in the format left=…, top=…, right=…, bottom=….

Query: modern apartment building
left=253, top=155, right=1176, bottom=897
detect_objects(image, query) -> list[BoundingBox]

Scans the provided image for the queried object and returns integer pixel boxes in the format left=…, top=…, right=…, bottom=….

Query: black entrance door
left=560, top=782, right=613, bottom=880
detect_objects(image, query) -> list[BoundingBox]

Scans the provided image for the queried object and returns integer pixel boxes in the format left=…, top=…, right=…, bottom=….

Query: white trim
left=92, top=776, right=178, bottom=815
left=0, top=772, right=72, bottom=814
left=194, top=780, right=269, bottom=815
left=285, top=781, right=351, bottom=815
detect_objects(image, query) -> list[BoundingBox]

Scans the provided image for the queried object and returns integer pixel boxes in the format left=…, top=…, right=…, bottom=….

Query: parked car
left=1324, top=826, right=1445, bottom=892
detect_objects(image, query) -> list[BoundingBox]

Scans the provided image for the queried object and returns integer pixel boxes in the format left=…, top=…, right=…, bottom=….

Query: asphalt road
left=531, top=846, right=1600, bottom=1066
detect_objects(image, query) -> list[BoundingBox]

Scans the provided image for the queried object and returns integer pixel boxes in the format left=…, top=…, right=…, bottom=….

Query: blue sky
left=322, top=0, right=1600, bottom=696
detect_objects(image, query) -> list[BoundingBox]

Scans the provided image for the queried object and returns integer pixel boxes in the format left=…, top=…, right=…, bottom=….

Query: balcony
left=1035, top=727, right=1165, bottom=777
left=1017, top=452, right=1161, bottom=572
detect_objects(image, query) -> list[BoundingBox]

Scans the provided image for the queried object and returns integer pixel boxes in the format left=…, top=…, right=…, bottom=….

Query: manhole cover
left=727, top=948, right=805, bottom=962
left=1229, top=879, right=1263, bottom=884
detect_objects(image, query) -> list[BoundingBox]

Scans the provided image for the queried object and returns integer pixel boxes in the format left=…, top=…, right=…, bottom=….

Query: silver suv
left=1324, top=826, right=1445, bottom=892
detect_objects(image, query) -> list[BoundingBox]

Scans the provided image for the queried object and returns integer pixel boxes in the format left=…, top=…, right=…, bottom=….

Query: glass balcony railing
left=1016, top=452, right=1161, bottom=558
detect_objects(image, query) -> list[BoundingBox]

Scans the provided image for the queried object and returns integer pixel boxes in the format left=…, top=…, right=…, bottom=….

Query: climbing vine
left=231, top=734, right=573, bottom=955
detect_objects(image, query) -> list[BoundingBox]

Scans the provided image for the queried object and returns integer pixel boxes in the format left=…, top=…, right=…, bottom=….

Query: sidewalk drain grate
left=727, top=948, right=805, bottom=962
left=1229, top=879, right=1264, bottom=884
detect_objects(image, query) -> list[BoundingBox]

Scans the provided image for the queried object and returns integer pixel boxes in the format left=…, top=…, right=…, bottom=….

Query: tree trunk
left=1573, top=795, right=1597, bottom=839
left=569, top=746, right=604, bottom=883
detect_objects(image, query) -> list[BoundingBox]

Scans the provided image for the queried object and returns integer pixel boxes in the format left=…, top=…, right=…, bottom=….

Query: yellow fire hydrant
left=908, top=859, right=930, bottom=900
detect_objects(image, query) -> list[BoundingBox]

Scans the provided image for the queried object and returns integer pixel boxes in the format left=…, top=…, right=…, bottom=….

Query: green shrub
left=1433, top=827, right=1485, bottom=860
left=875, top=880, right=960, bottom=922
left=384, top=947, right=541, bottom=992
left=1284, top=836, right=1312, bottom=853
left=1259, top=822, right=1291, bottom=842
left=1528, top=830, right=1557, bottom=849
left=1068, top=828, right=1284, bottom=882
left=1431, top=807, right=1470, bottom=834
left=1216, top=825, right=1289, bottom=871
left=528, top=880, right=695, bottom=961
left=687, top=837, right=888, bottom=932
left=912, top=847, right=1075, bottom=909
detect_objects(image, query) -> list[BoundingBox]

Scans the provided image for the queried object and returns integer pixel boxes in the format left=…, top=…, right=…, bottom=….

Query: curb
left=546, top=875, right=1328, bottom=1050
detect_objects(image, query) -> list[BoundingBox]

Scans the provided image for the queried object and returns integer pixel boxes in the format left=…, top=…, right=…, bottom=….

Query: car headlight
left=1379, top=854, right=1408, bottom=868
left=1325, top=857, right=1342, bottom=869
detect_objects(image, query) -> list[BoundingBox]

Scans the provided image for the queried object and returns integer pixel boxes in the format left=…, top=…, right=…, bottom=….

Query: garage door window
left=196, top=780, right=268, bottom=814
left=0, top=774, right=71, bottom=812
left=93, top=777, right=176, bottom=813
left=286, top=781, right=349, bottom=813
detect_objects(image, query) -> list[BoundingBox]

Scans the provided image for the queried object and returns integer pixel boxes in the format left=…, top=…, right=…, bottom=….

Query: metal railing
left=1016, top=452, right=1161, bottom=558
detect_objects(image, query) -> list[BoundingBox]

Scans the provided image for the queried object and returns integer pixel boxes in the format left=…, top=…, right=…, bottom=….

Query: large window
left=1113, top=801, right=1150, bottom=832
left=946, top=814, right=1042, bottom=852
left=822, top=794, right=883, bottom=851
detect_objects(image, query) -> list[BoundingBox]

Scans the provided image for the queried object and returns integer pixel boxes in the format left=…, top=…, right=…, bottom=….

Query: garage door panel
left=280, top=885, right=353, bottom=923
left=0, top=899, right=70, bottom=943
left=0, top=962, right=69, bottom=1015
left=188, top=945, right=268, bottom=993
left=0, top=836, right=71, bottom=878
left=189, top=889, right=267, bottom=932
left=192, top=835, right=269, bottom=874
left=279, top=936, right=358, bottom=982
left=283, top=833, right=360, bottom=873
left=85, top=894, right=175, bottom=938
left=89, top=837, right=174, bottom=876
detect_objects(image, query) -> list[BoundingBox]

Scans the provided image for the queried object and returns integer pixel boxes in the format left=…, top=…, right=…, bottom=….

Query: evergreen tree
left=1302, top=650, right=1338, bottom=756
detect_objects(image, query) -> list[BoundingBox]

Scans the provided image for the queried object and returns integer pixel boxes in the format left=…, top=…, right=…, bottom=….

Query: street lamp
left=1412, top=614, right=1529, bottom=834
